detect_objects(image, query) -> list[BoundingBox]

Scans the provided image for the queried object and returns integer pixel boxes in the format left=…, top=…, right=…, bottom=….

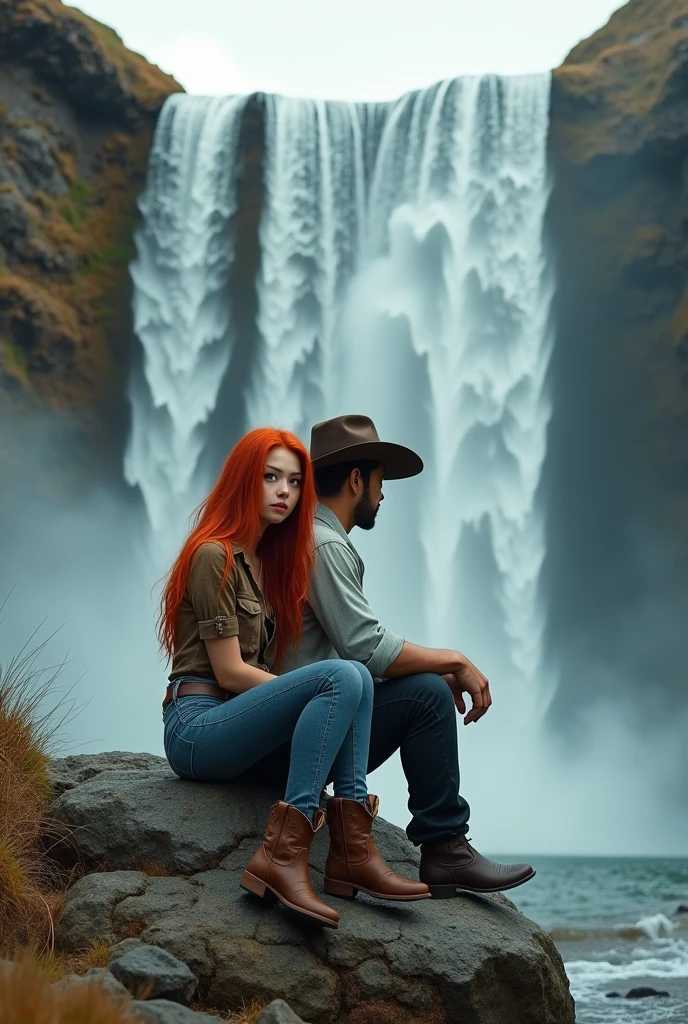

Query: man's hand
left=442, top=654, right=492, bottom=725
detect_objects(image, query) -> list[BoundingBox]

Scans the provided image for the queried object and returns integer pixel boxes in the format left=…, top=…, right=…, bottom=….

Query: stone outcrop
left=0, top=0, right=181, bottom=465
left=109, top=945, right=198, bottom=1004
left=48, top=752, right=575, bottom=1024
left=545, top=0, right=688, bottom=733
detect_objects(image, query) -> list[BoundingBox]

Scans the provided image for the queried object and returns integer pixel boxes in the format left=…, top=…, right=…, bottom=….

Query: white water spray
left=125, top=94, right=246, bottom=560
left=243, top=76, right=553, bottom=686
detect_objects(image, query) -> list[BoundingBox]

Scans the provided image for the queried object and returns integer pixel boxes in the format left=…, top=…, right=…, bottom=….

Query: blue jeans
left=163, top=659, right=373, bottom=823
left=229, top=672, right=471, bottom=845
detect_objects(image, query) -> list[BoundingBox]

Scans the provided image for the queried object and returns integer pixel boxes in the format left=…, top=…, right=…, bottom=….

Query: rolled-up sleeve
left=308, top=540, right=404, bottom=678
left=188, top=543, right=240, bottom=640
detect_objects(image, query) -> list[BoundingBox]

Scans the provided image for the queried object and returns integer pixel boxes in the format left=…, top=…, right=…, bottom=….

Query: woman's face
left=259, top=446, right=303, bottom=528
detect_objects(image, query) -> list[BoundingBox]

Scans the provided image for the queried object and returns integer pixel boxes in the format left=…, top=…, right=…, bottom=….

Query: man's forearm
left=384, top=641, right=466, bottom=678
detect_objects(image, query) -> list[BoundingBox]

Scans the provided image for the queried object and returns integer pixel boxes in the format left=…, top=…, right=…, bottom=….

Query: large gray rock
left=131, top=1000, right=221, bottom=1024
left=258, top=1000, right=308, bottom=1024
left=48, top=752, right=169, bottom=800
left=51, top=969, right=129, bottom=999
left=52, top=752, right=575, bottom=1024
left=82, top=968, right=131, bottom=998
left=110, top=945, right=197, bottom=1003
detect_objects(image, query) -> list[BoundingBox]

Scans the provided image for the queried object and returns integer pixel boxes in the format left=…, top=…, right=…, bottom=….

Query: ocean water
left=508, top=856, right=688, bottom=1023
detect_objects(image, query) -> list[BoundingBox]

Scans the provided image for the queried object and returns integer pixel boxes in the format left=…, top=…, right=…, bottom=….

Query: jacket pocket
left=236, top=595, right=263, bottom=657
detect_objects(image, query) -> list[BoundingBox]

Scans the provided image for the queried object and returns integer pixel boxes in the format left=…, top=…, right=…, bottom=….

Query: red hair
left=158, top=427, right=316, bottom=669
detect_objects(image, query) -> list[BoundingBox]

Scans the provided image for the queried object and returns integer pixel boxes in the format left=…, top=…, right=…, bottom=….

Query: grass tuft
left=225, top=1000, right=267, bottom=1024
left=0, top=955, right=139, bottom=1024
left=0, top=611, right=79, bottom=956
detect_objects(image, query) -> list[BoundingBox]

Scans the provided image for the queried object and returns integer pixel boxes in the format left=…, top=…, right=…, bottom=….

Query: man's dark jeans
left=238, top=671, right=470, bottom=845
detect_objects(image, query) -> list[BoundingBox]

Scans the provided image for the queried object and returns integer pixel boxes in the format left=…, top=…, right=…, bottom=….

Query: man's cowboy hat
left=310, top=414, right=423, bottom=480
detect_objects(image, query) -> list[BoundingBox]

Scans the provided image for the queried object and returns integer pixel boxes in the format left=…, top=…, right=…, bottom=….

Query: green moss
left=58, top=179, right=91, bottom=232
left=1, top=338, right=29, bottom=381
left=78, top=239, right=136, bottom=276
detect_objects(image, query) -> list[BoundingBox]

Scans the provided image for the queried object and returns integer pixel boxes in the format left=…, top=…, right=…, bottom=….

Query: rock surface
left=110, top=945, right=197, bottom=1003
left=51, top=967, right=129, bottom=999
left=0, top=0, right=181, bottom=459
left=547, top=0, right=688, bottom=739
left=50, top=752, right=575, bottom=1024
left=130, top=1001, right=224, bottom=1024
left=257, top=1000, right=309, bottom=1024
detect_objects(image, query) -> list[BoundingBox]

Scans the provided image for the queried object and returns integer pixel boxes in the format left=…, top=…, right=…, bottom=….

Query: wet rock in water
left=676, top=903, right=688, bottom=914
left=605, top=992, right=621, bottom=998
left=109, top=945, right=197, bottom=1003
left=625, top=987, right=670, bottom=998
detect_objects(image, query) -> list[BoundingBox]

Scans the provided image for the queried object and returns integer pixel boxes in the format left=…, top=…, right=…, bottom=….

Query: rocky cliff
left=0, top=0, right=181, bottom=462
left=545, top=0, right=688, bottom=727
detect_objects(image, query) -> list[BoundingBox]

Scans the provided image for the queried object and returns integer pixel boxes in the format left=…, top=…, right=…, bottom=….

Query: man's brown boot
left=324, top=795, right=430, bottom=902
left=419, top=834, right=535, bottom=896
left=241, top=801, right=339, bottom=928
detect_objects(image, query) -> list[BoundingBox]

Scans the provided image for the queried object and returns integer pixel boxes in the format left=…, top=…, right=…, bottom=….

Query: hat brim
left=311, top=441, right=423, bottom=480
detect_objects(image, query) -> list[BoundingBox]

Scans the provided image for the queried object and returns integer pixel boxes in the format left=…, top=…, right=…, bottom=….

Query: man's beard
left=354, top=487, right=379, bottom=531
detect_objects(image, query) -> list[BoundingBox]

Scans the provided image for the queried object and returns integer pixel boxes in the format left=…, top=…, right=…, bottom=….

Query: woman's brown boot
left=240, top=801, right=339, bottom=928
left=324, top=795, right=431, bottom=902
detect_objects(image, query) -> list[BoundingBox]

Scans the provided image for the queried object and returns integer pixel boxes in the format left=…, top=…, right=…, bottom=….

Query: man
left=285, top=413, right=535, bottom=895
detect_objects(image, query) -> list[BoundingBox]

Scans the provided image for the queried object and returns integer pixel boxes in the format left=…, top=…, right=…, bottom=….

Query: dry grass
left=0, top=616, right=78, bottom=957
left=135, top=861, right=172, bottom=877
left=0, top=956, right=139, bottom=1024
left=224, top=1000, right=267, bottom=1024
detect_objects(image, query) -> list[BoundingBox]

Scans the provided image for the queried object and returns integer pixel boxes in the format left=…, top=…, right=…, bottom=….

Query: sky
left=66, top=0, right=624, bottom=100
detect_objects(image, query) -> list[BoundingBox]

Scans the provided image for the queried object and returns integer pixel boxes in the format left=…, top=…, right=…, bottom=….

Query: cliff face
left=0, top=0, right=181, bottom=449
left=545, top=0, right=688, bottom=725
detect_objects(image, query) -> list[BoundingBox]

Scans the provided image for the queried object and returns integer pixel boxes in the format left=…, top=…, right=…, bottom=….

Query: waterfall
left=127, top=73, right=553, bottom=686
left=125, top=94, right=246, bottom=560
left=244, top=75, right=554, bottom=684
left=247, top=95, right=367, bottom=435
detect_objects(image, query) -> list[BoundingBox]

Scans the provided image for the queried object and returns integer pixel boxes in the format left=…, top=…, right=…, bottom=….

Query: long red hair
left=158, top=427, right=316, bottom=669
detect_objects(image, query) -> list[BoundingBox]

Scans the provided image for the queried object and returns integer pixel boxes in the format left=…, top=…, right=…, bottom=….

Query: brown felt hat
left=310, top=414, right=423, bottom=480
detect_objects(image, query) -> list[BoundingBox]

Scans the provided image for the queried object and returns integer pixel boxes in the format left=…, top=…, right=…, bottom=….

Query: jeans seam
left=174, top=672, right=339, bottom=730
left=351, top=711, right=357, bottom=799
left=306, top=680, right=337, bottom=815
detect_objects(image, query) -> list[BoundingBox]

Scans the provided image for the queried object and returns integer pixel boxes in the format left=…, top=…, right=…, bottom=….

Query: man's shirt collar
left=314, top=503, right=352, bottom=545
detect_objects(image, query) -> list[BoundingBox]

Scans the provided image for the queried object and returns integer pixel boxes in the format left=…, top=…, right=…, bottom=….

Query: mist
left=2, top=407, right=687, bottom=857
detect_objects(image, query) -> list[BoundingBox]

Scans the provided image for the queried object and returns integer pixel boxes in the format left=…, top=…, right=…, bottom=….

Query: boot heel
left=324, top=878, right=358, bottom=899
left=241, top=871, right=277, bottom=904
left=428, top=883, right=460, bottom=899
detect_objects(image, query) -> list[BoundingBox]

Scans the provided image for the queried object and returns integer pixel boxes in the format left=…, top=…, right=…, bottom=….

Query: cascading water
left=241, top=75, right=554, bottom=688
left=127, top=75, right=555, bottom=842
left=125, top=94, right=246, bottom=561
left=247, top=95, right=368, bottom=435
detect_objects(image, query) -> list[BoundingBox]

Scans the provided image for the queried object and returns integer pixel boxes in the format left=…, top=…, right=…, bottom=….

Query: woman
left=159, top=427, right=429, bottom=929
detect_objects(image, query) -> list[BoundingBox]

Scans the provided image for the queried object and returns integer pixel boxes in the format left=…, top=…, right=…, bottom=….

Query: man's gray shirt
left=284, top=504, right=405, bottom=677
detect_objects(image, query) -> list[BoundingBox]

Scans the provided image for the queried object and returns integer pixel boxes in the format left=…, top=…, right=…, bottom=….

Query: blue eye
left=290, top=478, right=301, bottom=487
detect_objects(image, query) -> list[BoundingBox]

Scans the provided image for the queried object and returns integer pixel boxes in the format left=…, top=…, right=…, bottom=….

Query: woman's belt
left=163, top=681, right=230, bottom=709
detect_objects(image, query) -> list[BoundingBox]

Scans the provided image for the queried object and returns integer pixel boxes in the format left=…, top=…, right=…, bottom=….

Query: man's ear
left=349, top=468, right=362, bottom=495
